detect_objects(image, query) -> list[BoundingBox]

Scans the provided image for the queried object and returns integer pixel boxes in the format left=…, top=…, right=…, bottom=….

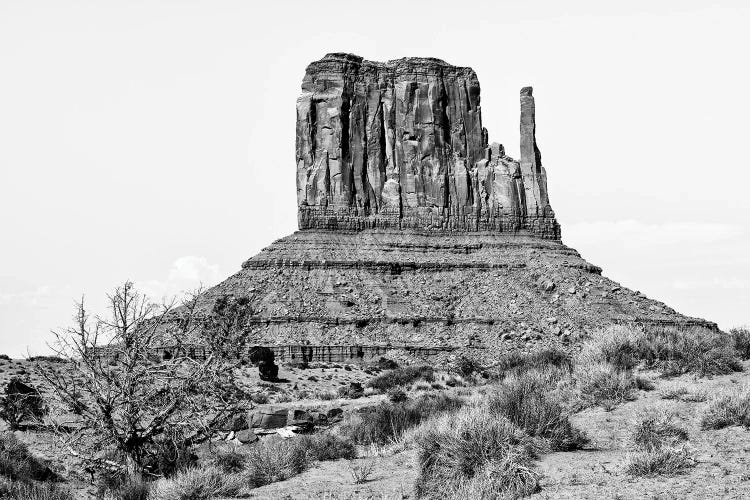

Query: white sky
left=1, top=0, right=749, bottom=357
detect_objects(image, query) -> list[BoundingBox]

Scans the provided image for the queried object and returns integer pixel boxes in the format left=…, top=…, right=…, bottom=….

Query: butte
left=189, top=53, right=715, bottom=365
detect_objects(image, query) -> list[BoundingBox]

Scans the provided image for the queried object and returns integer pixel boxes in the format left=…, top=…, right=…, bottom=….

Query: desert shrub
left=342, top=394, right=464, bottom=445
left=387, top=387, right=408, bottom=403
left=140, top=434, right=197, bottom=478
left=573, top=361, right=636, bottom=407
left=214, top=448, right=248, bottom=473
left=632, top=413, right=688, bottom=451
left=337, top=382, right=364, bottom=399
left=578, top=325, right=642, bottom=371
left=493, top=348, right=572, bottom=378
left=242, top=438, right=309, bottom=487
left=0, top=378, right=48, bottom=430
left=624, top=447, right=694, bottom=477
left=0, top=354, right=11, bottom=361
left=453, top=355, right=483, bottom=377
left=415, top=405, right=542, bottom=499
left=149, top=466, right=243, bottom=500
left=377, top=357, right=399, bottom=370
left=731, top=327, right=750, bottom=360
left=348, top=460, right=375, bottom=484
left=583, top=325, right=742, bottom=377
left=0, top=479, right=73, bottom=500
left=635, top=376, right=655, bottom=391
left=314, top=390, right=337, bottom=401
left=636, top=326, right=740, bottom=376
left=97, top=473, right=150, bottom=500
left=701, top=386, right=750, bottom=430
left=488, top=369, right=587, bottom=451
left=367, top=365, right=435, bottom=392
left=296, top=433, right=356, bottom=461
left=0, top=432, right=56, bottom=483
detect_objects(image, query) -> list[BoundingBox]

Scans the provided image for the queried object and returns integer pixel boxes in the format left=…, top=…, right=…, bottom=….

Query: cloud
left=139, top=256, right=221, bottom=300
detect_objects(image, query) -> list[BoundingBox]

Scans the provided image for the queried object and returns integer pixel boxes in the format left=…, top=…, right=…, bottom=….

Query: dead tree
left=37, top=281, right=250, bottom=476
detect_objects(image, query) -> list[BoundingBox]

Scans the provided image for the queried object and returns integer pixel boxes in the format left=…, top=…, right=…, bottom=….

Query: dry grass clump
left=573, top=361, right=636, bottom=408
left=0, top=433, right=73, bottom=499
left=149, top=466, right=245, bottom=500
left=296, top=433, right=357, bottom=461
left=631, top=412, right=688, bottom=451
left=493, top=348, right=572, bottom=378
left=0, top=478, right=74, bottom=500
left=414, top=405, right=542, bottom=499
left=367, top=365, right=435, bottom=392
left=153, top=432, right=356, bottom=499
left=624, top=412, right=693, bottom=477
left=624, top=447, right=694, bottom=477
left=0, top=433, right=56, bottom=483
left=660, top=385, right=707, bottom=403
left=488, top=368, right=587, bottom=451
left=341, top=393, right=464, bottom=445
left=701, top=386, right=750, bottom=430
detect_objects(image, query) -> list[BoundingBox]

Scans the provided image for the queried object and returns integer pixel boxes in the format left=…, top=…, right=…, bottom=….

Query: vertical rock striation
left=296, top=53, right=560, bottom=239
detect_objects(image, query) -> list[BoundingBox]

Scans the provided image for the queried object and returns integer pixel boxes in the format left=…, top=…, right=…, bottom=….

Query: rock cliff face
left=296, top=53, right=559, bottom=238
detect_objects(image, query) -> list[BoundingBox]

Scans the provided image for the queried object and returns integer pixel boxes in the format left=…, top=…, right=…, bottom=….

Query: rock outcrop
left=296, top=53, right=559, bottom=238
left=171, top=53, right=716, bottom=365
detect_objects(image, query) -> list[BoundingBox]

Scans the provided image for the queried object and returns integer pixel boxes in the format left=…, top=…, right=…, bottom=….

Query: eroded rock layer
left=193, top=230, right=715, bottom=364
left=296, top=53, right=559, bottom=238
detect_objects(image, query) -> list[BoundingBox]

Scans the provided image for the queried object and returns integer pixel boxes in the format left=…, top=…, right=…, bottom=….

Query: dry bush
left=348, top=459, right=375, bottom=484
left=314, top=390, right=338, bottom=401
left=342, top=394, right=464, bottom=445
left=149, top=466, right=244, bottom=500
left=573, top=361, right=636, bottom=407
left=731, top=327, right=750, bottom=360
left=701, top=386, right=750, bottom=430
left=488, top=368, right=587, bottom=451
left=624, top=411, right=694, bottom=477
left=0, top=433, right=56, bottom=483
left=632, top=412, right=688, bottom=451
left=0, top=377, right=47, bottom=430
left=241, top=438, right=309, bottom=487
left=0, top=478, right=73, bottom=500
left=367, top=365, right=435, bottom=392
left=583, top=325, right=742, bottom=377
left=296, top=433, right=356, bottom=461
left=414, top=405, right=542, bottom=499
left=213, top=447, right=248, bottom=473
left=492, top=348, right=572, bottom=378
left=624, top=447, right=694, bottom=477
left=635, top=376, right=655, bottom=391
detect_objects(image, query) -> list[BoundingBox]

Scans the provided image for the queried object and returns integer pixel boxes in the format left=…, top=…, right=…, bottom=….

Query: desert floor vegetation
left=5, top=323, right=750, bottom=499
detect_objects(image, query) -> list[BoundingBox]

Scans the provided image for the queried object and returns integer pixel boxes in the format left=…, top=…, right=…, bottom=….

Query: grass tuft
left=414, top=405, right=542, bottom=499
left=701, top=386, right=750, bottom=430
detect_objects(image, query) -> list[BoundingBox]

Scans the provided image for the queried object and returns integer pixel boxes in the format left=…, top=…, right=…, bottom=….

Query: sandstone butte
left=178, top=53, right=715, bottom=365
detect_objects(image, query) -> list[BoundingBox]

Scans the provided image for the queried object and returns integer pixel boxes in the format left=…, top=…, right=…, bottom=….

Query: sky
left=1, top=0, right=749, bottom=357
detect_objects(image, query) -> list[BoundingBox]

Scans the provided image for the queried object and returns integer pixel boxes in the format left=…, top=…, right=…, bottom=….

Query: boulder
left=249, top=408, right=288, bottom=429
left=235, top=429, right=258, bottom=444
